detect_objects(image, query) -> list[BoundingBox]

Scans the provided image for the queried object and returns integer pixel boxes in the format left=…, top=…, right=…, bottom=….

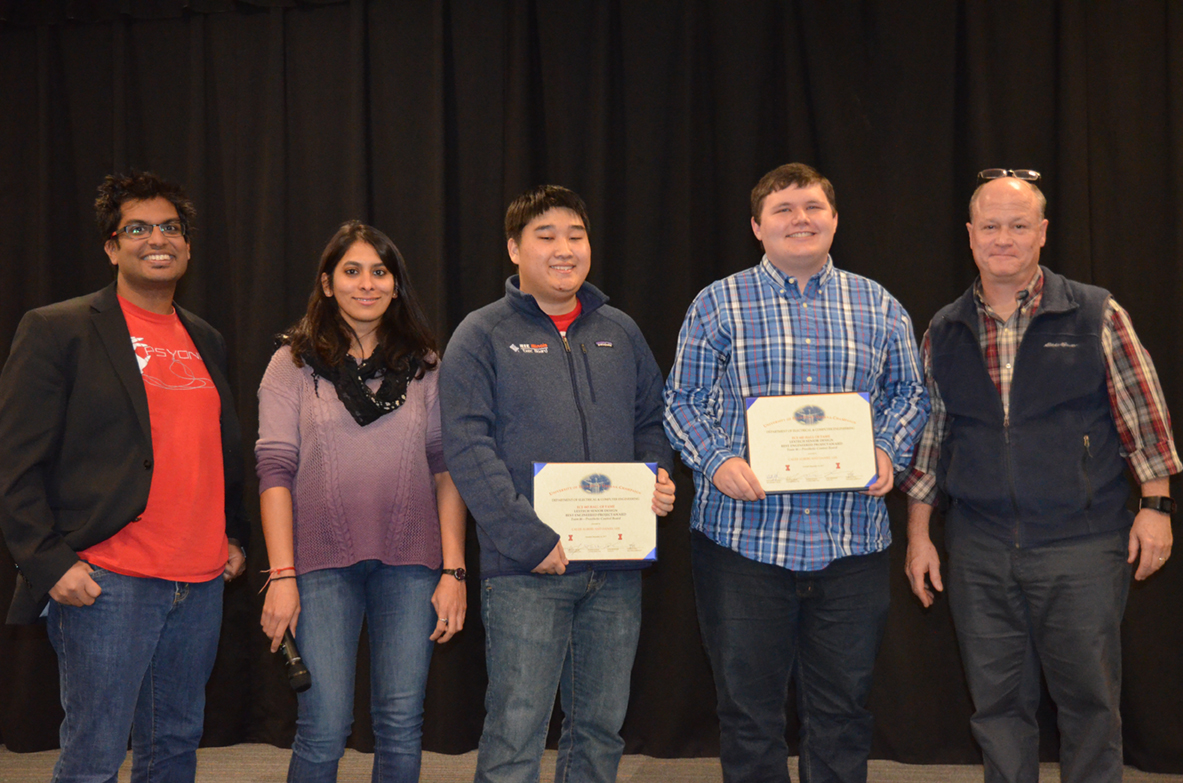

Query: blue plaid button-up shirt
left=664, top=257, right=929, bottom=571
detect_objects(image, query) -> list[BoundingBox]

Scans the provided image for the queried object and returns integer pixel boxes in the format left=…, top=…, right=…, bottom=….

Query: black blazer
left=0, top=283, right=248, bottom=623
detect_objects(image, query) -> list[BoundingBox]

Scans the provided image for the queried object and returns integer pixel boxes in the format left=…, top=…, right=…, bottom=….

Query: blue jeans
left=475, top=570, right=642, bottom=783
left=946, top=520, right=1131, bottom=783
left=287, top=561, right=438, bottom=783
left=46, top=568, right=224, bottom=783
left=691, top=531, right=890, bottom=783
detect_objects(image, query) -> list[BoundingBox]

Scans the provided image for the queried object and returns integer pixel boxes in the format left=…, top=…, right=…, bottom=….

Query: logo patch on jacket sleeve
left=595, top=341, right=613, bottom=348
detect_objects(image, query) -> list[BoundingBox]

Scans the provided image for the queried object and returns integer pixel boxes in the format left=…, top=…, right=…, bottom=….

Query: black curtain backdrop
left=1, top=0, right=1181, bottom=772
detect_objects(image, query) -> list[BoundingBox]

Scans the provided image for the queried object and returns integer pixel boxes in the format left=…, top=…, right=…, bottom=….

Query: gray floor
left=1, top=745, right=1181, bottom=783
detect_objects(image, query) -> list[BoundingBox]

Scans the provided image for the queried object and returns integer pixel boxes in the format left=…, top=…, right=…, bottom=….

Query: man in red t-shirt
left=0, top=171, right=248, bottom=782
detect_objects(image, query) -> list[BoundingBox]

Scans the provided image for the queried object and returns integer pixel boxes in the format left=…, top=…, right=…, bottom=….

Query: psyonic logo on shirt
left=130, top=336, right=214, bottom=391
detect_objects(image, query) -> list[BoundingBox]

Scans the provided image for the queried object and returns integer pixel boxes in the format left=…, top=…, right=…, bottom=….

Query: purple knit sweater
left=256, top=346, right=446, bottom=574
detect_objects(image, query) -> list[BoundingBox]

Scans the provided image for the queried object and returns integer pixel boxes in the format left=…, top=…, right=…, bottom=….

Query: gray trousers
left=946, top=519, right=1131, bottom=783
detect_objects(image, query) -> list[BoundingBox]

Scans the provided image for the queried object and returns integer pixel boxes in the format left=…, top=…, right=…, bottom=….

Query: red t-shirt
left=80, top=297, right=227, bottom=582
left=549, top=299, right=582, bottom=334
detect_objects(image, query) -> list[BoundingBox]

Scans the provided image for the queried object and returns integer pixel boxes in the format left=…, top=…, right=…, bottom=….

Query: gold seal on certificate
left=744, top=392, right=877, bottom=493
left=533, top=462, right=657, bottom=561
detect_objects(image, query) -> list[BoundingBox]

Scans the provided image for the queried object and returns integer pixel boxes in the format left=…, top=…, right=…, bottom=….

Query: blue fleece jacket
left=439, top=276, right=674, bottom=579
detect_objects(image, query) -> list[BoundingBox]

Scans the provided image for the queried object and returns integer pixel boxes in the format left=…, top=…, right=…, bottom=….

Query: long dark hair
left=286, top=221, right=438, bottom=377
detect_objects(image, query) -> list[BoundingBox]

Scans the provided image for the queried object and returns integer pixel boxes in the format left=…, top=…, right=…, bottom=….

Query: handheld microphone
left=279, top=630, right=311, bottom=693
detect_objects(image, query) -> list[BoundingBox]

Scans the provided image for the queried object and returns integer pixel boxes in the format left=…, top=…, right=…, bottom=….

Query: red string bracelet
left=259, top=566, right=296, bottom=593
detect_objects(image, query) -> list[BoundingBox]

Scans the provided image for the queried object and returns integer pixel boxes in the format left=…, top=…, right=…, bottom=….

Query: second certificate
left=745, top=392, right=877, bottom=493
left=533, top=462, right=657, bottom=562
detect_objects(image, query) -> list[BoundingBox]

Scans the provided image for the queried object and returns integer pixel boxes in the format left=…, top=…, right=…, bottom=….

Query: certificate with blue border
left=532, top=462, right=658, bottom=561
left=744, top=392, right=877, bottom=493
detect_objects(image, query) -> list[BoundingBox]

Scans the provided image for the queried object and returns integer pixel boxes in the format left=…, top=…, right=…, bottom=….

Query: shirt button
left=143, top=459, right=153, bottom=470
left=804, top=509, right=811, bottom=515
left=806, top=376, right=813, bottom=382
left=805, top=338, right=812, bottom=344
left=1005, top=363, right=1012, bottom=369
left=802, top=303, right=808, bottom=309
left=789, top=278, right=796, bottom=284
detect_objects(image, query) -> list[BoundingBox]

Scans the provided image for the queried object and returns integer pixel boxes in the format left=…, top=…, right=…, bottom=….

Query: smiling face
left=105, top=196, right=191, bottom=301
left=967, top=178, right=1048, bottom=288
left=508, top=207, right=590, bottom=315
left=321, top=240, right=397, bottom=338
left=751, top=183, right=838, bottom=280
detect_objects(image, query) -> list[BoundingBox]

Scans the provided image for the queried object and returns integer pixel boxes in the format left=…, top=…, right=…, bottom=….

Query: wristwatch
left=1139, top=496, right=1176, bottom=515
left=442, top=568, right=467, bottom=582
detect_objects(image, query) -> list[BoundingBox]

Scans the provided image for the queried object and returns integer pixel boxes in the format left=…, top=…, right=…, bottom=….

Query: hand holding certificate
left=744, top=392, right=878, bottom=493
left=533, top=462, right=658, bottom=561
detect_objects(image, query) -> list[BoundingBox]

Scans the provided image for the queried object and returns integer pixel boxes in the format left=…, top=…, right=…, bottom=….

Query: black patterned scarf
left=300, top=348, right=419, bottom=427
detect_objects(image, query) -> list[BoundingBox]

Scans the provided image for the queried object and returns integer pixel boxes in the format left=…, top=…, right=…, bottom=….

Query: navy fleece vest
left=929, top=268, right=1131, bottom=547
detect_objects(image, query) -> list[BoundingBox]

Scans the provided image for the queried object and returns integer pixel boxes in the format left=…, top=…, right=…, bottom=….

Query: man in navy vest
left=901, top=170, right=1179, bottom=783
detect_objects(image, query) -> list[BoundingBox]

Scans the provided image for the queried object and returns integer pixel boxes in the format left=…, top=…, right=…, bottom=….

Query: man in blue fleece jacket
left=439, top=185, right=675, bottom=783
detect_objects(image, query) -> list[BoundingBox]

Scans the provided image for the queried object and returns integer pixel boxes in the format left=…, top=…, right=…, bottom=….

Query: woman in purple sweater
left=256, top=221, right=467, bottom=783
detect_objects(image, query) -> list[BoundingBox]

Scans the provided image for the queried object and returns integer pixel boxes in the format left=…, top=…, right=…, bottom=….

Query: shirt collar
left=973, top=266, right=1044, bottom=319
left=505, top=274, right=608, bottom=319
left=759, top=255, right=834, bottom=299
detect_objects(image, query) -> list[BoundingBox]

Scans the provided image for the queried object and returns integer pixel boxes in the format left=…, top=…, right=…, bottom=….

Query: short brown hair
left=750, top=163, right=836, bottom=222
left=505, top=185, right=590, bottom=243
left=95, top=171, right=195, bottom=246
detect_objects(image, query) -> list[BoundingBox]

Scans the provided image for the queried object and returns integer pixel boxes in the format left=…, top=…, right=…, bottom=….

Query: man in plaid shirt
left=902, top=171, right=1180, bottom=783
left=665, top=163, right=929, bottom=783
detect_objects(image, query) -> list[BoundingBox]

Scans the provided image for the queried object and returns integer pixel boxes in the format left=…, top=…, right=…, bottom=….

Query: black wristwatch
left=1139, top=496, right=1176, bottom=515
left=442, top=568, right=467, bottom=582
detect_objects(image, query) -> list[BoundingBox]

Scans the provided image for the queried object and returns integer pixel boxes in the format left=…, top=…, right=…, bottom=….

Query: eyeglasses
left=111, top=222, right=186, bottom=240
left=978, top=168, right=1041, bottom=182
